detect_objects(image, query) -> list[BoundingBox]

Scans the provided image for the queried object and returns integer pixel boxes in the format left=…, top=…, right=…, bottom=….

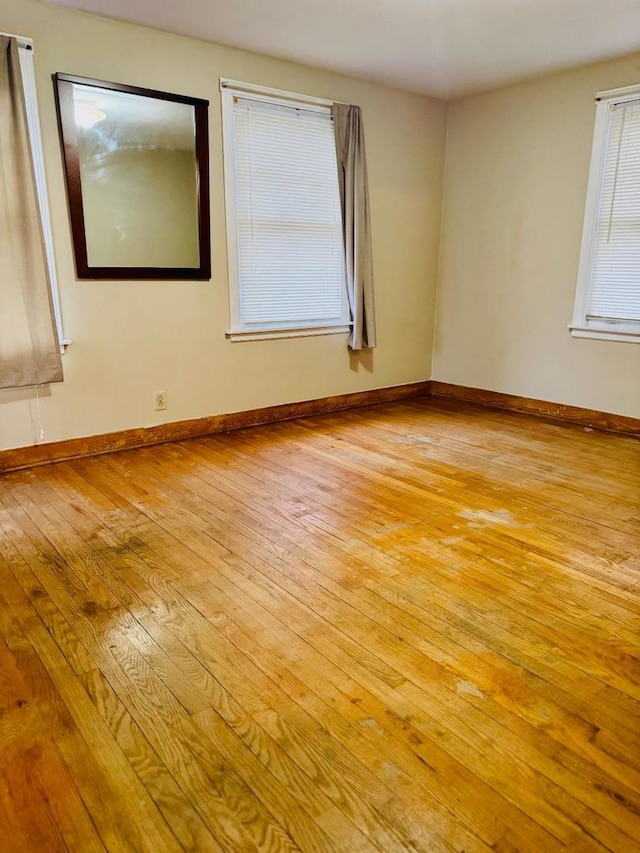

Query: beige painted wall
left=433, top=53, right=640, bottom=418
left=0, top=0, right=446, bottom=451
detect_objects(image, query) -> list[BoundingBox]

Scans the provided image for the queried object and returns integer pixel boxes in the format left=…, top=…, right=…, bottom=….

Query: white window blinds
left=587, top=98, right=640, bottom=324
left=230, top=95, right=345, bottom=330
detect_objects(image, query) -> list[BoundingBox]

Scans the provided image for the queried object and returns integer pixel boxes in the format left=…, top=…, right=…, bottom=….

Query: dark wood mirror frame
left=53, top=73, right=211, bottom=280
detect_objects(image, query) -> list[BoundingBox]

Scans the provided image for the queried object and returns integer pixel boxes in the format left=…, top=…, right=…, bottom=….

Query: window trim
left=570, top=83, right=640, bottom=345
left=220, top=79, right=350, bottom=342
left=5, top=33, right=70, bottom=351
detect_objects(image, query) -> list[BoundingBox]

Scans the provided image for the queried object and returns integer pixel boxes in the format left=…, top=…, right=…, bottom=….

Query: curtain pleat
left=0, top=36, right=63, bottom=389
left=332, top=103, right=376, bottom=350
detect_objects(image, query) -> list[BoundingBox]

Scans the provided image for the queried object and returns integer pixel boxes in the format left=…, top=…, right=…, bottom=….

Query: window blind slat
left=232, top=97, right=345, bottom=327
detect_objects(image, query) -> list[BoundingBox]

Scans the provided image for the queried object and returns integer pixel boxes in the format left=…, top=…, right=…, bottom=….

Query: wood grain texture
left=0, top=397, right=639, bottom=851
left=0, top=381, right=433, bottom=474
left=431, top=381, right=640, bottom=437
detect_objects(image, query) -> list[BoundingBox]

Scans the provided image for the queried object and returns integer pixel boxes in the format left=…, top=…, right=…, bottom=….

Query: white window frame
left=571, top=83, right=640, bottom=344
left=3, top=32, right=69, bottom=350
left=220, top=79, right=350, bottom=342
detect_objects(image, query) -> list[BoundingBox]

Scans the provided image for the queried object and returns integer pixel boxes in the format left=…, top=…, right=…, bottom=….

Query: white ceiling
left=44, top=0, right=640, bottom=98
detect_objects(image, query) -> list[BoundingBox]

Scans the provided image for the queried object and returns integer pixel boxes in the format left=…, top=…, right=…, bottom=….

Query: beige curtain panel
left=0, top=36, right=63, bottom=389
left=332, top=103, right=376, bottom=351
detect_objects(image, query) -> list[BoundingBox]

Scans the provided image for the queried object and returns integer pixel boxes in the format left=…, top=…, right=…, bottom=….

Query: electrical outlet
left=154, top=391, right=167, bottom=411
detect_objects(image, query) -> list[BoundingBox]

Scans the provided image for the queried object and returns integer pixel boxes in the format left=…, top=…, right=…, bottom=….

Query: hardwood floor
left=0, top=398, right=639, bottom=852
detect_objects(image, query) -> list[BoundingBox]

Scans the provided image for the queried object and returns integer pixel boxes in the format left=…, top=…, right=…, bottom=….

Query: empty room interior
left=1, top=0, right=640, bottom=850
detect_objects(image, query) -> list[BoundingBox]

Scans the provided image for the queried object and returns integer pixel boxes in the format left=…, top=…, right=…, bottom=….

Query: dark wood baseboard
left=3, top=378, right=638, bottom=474
left=431, top=381, right=640, bottom=438
left=0, top=381, right=433, bottom=474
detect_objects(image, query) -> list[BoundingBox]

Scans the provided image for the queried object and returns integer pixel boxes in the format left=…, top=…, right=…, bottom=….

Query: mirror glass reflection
left=70, top=83, right=199, bottom=268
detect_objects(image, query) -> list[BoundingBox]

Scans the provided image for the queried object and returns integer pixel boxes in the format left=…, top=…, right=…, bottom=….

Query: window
left=8, top=34, right=67, bottom=347
left=571, top=84, right=640, bottom=343
left=221, top=80, right=348, bottom=341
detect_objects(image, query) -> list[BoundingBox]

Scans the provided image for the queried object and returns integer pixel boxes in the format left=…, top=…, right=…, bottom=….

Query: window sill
left=569, top=324, right=640, bottom=344
left=226, top=324, right=350, bottom=342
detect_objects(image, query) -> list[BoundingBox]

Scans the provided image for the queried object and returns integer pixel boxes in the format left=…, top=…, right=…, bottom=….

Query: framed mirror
left=53, top=74, right=210, bottom=280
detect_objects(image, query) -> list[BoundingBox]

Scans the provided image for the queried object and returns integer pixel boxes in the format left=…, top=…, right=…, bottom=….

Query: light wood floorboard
left=0, top=398, right=639, bottom=851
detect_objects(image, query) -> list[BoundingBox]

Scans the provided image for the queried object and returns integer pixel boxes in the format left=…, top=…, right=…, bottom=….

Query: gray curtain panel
left=332, top=103, right=376, bottom=350
left=0, top=36, right=63, bottom=389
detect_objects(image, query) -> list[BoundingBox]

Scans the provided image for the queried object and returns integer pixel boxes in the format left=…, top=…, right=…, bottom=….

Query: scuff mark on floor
left=440, top=536, right=463, bottom=546
left=401, top=433, right=434, bottom=445
left=458, top=508, right=518, bottom=528
left=358, top=717, right=386, bottom=736
left=381, top=761, right=408, bottom=788
left=456, top=679, right=484, bottom=699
